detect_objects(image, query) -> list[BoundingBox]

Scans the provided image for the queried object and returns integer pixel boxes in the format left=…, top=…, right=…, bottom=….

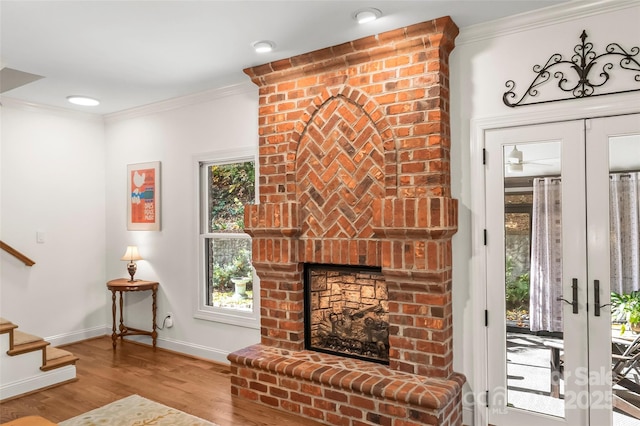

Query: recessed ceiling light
left=252, top=40, right=275, bottom=53
left=353, top=8, right=382, bottom=24
left=67, top=95, right=100, bottom=106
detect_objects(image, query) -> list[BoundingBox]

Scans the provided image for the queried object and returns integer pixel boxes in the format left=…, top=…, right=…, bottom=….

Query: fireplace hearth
left=305, top=264, right=389, bottom=363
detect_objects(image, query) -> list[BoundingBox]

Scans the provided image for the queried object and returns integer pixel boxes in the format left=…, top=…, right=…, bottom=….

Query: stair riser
left=1, top=349, right=44, bottom=383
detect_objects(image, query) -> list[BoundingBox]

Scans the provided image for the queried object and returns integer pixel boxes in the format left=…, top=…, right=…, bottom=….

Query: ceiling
left=0, top=1, right=566, bottom=115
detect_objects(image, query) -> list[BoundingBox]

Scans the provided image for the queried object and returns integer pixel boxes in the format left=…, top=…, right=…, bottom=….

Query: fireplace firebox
left=304, top=264, right=389, bottom=364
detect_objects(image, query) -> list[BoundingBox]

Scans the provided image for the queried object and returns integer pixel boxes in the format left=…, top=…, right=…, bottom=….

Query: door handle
left=557, top=278, right=579, bottom=314
left=594, top=279, right=611, bottom=317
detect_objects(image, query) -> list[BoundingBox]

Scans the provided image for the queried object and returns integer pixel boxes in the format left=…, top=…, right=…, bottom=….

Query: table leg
left=111, top=290, right=117, bottom=349
left=151, top=287, right=157, bottom=349
left=118, top=291, right=125, bottom=335
left=550, top=347, right=561, bottom=398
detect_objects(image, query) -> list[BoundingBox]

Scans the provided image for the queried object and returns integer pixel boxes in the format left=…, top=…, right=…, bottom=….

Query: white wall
left=103, top=83, right=261, bottom=362
left=449, top=0, right=640, bottom=423
left=0, top=101, right=107, bottom=343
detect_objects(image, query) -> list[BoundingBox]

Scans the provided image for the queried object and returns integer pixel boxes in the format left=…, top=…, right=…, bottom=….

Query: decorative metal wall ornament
left=503, top=30, right=640, bottom=107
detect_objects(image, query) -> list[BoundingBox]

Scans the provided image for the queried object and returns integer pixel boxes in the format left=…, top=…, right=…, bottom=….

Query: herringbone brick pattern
left=297, top=97, right=385, bottom=240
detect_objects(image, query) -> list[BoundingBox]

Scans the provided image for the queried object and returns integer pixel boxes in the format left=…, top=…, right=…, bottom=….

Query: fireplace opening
left=304, top=264, right=389, bottom=364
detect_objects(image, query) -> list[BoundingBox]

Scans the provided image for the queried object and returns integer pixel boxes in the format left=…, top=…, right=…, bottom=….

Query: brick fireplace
left=228, top=16, right=465, bottom=426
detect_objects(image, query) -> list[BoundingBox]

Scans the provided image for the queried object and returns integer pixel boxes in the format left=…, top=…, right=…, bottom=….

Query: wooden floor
left=0, top=336, right=325, bottom=426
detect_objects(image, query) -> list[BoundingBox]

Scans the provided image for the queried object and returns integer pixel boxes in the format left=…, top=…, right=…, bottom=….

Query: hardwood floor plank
left=1, top=336, right=325, bottom=426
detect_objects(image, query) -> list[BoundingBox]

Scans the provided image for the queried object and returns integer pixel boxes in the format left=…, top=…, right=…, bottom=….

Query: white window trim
left=193, top=147, right=260, bottom=329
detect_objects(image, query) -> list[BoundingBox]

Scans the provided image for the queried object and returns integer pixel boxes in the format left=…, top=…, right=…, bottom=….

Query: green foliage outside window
left=505, top=256, right=530, bottom=311
left=611, top=291, right=640, bottom=333
left=208, top=162, right=255, bottom=232
left=211, top=247, right=253, bottom=292
left=205, top=160, right=255, bottom=311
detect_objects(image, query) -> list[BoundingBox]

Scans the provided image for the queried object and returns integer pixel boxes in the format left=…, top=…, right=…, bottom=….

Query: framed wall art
left=127, top=161, right=161, bottom=231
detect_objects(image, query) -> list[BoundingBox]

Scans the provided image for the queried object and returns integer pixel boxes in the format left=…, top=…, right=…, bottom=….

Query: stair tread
left=0, top=321, right=18, bottom=334
left=42, top=347, right=78, bottom=371
left=7, top=339, right=49, bottom=356
left=46, top=346, right=73, bottom=361
left=13, top=330, right=44, bottom=345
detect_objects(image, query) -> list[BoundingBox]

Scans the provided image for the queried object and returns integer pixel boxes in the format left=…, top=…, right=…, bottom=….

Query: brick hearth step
left=229, top=344, right=465, bottom=426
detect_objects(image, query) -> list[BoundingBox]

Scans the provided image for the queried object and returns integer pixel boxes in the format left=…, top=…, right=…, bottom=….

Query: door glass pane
left=504, top=142, right=565, bottom=417
left=609, top=134, right=640, bottom=425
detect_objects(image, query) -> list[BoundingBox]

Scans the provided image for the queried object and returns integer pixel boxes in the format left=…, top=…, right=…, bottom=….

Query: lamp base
left=127, top=262, right=137, bottom=282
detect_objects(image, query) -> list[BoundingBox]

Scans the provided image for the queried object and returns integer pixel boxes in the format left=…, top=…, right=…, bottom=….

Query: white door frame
left=469, top=93, right=640, bottom=426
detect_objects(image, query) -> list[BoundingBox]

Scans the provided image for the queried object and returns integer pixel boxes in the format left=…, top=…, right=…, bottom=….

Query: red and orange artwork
left=129, top=168, right=156, bottom=224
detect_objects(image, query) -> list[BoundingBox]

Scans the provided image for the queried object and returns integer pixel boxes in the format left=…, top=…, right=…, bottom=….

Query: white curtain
left=610, top=172, right=640, bottom=294
left=529, top=177, right=564, bottom=332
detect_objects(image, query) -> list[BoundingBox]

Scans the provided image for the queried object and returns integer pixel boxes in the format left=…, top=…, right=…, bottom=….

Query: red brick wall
left=246, top=18, right=457, bottom=203
left=233, top=16, right=464, bottom=426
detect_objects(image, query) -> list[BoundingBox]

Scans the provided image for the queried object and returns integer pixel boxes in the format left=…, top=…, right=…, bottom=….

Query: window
left=196, top=151, right=258, bottom=328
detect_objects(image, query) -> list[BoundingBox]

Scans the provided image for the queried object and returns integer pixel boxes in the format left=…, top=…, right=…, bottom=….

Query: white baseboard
left=463, top=406, right=474, bottom=426
left=47, top=325, right=231, bottom=364
left=121, top=335, right=231, bottom=365
left=0, top=365, right=76, bottom=401
left=45, top=325, right=110, bottom=347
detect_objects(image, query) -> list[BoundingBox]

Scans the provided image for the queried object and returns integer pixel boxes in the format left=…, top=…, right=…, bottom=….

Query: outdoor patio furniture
left=543, top=339, right=564, bottom=398
left=544, top=333, right=640, bottom=419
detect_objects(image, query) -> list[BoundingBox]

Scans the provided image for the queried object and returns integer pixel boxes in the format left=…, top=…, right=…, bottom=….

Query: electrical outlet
left=165, top=312, right=173, bottom=328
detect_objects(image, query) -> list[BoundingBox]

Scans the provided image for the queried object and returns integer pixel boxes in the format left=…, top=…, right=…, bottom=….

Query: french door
left=485, top=114, right=640, bottom=425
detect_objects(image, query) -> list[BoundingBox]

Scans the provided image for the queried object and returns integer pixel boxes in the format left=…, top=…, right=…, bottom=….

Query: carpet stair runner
left=0, top=317, right=78, bottom=395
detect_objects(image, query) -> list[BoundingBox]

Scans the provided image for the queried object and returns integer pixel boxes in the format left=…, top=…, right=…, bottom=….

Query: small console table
left=107, top=278, right=159, bottom=349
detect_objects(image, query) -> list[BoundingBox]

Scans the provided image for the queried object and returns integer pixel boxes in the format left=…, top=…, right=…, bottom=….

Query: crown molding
left=104, top=81, right=257, bottom=123
left=457, top=0, right=638, bottom=45
left=0, top=96, right=104, bottom=122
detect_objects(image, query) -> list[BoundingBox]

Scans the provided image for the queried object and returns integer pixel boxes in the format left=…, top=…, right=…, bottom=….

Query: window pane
left=206, top=237, right=253, bottom=311
left=505, top=212, right=531, bottom=326
left=207, top=162, right=255, bottom=233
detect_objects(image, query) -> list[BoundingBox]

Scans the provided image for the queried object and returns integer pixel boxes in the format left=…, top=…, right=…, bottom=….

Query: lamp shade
left=120, top=246, right=142, bottom=262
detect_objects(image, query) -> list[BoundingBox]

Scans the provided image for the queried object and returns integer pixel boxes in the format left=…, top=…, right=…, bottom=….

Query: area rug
left=58, top=394, right=218, bottom=426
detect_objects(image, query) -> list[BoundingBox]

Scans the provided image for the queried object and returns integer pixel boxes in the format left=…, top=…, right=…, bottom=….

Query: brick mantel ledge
left=229, top=344, right=465, bottom=425
left=243, top=17, right=459, bottom=88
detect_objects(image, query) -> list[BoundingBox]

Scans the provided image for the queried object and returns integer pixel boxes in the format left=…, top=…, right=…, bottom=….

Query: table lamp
left=121, top=245, right=143, bottom=281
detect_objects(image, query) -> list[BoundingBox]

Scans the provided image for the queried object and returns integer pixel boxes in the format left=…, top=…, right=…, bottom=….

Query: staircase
left=0, top=317, right=78, bottom=401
